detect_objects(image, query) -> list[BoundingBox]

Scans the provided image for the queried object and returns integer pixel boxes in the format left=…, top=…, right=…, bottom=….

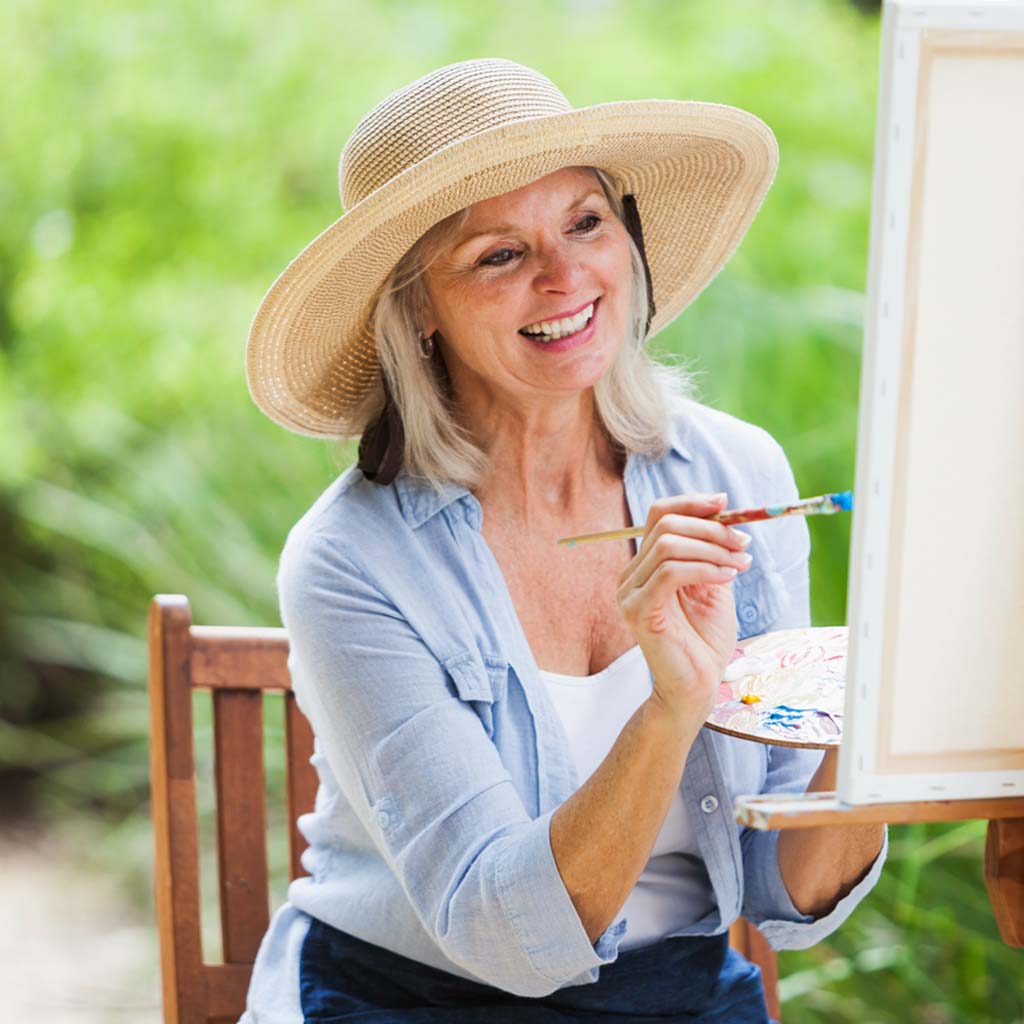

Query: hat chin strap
left=621, top=194, right=656, bottom=337
left=357, top=373, right=406, bottom=484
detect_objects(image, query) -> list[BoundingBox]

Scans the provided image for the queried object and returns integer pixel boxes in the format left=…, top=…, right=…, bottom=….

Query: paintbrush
left=556, top=491, right=854, bottom=547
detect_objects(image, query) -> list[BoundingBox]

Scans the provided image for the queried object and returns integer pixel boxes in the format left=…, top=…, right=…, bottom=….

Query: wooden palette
left=704, top=627, right=847, bottom=749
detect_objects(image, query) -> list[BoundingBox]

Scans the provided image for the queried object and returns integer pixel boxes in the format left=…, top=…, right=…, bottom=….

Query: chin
left=557, top=352, right=621, bottom=394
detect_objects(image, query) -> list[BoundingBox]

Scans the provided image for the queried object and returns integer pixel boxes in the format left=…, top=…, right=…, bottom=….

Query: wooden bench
left=147, top=594, right=781, bottom=1023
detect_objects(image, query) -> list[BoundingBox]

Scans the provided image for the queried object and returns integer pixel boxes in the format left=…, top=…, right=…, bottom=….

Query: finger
left=622, top=533, right=752, bottom=593
left=642, top=512, right=752, bottom=559
left=620, top=559, right=738, bottom=620
left=622, top=514, right=750, bottom=591
left=644, top=492, right=727, bottom=532
left=638, top=493, right=728, bottom=557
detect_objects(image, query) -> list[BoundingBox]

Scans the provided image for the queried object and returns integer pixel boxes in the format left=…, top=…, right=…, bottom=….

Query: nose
left=532, top=240, right=585, bottom=294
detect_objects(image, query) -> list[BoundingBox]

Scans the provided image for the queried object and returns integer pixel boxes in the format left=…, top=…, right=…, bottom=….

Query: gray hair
left=362, top=166, right=696, bottom=493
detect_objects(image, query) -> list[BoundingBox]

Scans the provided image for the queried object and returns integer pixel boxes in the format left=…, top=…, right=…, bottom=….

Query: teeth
left=522, top=303, right=594, bottom=340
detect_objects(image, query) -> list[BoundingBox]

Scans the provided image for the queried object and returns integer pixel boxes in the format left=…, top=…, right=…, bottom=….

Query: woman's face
left=422, top=166, right=634, bottom=412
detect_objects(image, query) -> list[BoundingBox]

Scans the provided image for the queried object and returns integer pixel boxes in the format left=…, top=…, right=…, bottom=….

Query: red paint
left=713, top=502, right=802, bottom=526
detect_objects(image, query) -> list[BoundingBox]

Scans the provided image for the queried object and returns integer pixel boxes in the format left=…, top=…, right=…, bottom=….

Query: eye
left=573, top=213, right=601, bottom=232
left=479, top=246, right=521, bottom=267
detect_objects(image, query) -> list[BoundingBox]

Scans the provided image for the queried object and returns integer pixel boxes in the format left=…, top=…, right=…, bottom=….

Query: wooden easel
left=734, top=793, right=1024, bottom=946
left=758, top=0, right=1024, bottom=954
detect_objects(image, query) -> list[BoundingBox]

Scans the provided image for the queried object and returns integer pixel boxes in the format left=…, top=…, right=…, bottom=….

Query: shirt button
left=740, top=601, right=758, bottom=624
left=376, top=809, right=391, bottom=829
left=700, top=794, right=720, bottom=814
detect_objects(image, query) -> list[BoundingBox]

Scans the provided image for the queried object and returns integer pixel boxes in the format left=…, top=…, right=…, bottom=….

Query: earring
left=418, top=331, right=435, bottom=358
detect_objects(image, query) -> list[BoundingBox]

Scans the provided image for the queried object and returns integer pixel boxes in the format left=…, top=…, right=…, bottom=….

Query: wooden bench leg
left=729, top=918, right=781, bottom=1022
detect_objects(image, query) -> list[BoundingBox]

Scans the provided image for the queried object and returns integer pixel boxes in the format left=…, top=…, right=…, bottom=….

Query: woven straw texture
left=246, top=58, right=778, bottom=438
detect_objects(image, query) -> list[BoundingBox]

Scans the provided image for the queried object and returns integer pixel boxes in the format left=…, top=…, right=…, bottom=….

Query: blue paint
left=760, top=704, right=842, bottom=740
left=761, top=704, right=811, bottom=730
left=765, top=504, right=787, bottom=517
left=829, top=490, right=854, bottom=512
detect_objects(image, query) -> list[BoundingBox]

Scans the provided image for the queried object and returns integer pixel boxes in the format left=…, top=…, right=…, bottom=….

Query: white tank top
left=538, top=644, right=715, bottom=951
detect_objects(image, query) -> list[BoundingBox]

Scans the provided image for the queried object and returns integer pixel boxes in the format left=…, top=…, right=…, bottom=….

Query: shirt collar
left=666, top=407, right=694, bottom=462
left=393, top=414, right=692, bottom=530
left=394, top=474, right=474, bottom=530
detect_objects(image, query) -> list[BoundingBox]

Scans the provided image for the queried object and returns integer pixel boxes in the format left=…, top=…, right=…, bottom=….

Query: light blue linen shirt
left=242, top=396, right=886, bottom=1019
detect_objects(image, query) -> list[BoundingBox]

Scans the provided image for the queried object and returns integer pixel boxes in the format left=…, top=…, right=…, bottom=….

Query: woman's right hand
left=616, top=493, right=752, bottom=732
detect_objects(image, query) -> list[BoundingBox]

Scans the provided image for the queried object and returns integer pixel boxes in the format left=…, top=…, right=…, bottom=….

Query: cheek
left=603, top=230, right=634, bottom=277
left=476, top=276, right=526, bottom=308
left=594, top=238, right=634, bottom=316
left=466, top=283, right=536, bottom=341
left=436, top=287, right=530, bottom=366
left=432, top=279, right=510, bottom=337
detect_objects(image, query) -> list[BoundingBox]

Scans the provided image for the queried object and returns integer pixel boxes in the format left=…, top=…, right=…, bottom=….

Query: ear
left=419, top=305, right=439, bottom=339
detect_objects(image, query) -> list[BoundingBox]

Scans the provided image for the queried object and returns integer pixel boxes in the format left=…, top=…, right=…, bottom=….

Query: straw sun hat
left=245, top=58, right=778, bottom=440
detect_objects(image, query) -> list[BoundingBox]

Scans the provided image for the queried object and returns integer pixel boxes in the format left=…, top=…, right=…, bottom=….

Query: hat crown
left=339, top=59, right=572, bottom=210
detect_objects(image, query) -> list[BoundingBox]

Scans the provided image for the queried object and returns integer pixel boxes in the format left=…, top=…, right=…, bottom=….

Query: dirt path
left=0, top=829, right=161, bottom=1023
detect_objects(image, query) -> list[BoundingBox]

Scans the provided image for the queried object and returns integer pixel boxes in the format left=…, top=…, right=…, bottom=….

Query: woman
left=241, top=58, right=886, bottom=1023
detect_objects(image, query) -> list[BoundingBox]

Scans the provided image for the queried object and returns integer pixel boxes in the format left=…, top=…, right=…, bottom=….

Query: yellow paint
left=741, top=694, right=762, bottom=705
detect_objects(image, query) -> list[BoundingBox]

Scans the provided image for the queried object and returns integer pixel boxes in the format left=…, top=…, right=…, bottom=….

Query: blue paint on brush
left=829, top=490, right=854, bottom=512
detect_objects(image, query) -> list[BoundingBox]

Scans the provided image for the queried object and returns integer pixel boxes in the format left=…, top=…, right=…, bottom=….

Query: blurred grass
left=0, top=0, right=1020, bottom=1020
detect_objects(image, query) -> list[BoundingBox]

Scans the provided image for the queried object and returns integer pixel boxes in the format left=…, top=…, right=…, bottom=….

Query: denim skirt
left=298, top=917, right=769, bottom=1023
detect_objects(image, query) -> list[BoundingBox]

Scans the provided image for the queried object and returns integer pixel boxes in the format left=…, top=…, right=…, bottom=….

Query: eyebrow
left=452, top=189, right=607, bottom=251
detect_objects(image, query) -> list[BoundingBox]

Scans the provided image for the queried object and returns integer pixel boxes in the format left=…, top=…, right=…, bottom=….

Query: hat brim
left=246, top=99, right=778, bottom=438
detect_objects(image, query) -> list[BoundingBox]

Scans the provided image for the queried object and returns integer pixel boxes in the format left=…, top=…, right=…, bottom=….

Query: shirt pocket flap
left=734, top=561, right=792, bottom=639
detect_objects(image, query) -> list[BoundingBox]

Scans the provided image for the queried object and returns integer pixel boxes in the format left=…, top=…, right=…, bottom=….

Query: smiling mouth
left=518, top=299, right=598, bottom=342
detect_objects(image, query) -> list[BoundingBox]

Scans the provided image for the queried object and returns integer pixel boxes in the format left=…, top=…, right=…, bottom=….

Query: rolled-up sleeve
left=278, top=527, right=621, bottom=997
left=739, top=744, right=888, bottom=949
left=738, top=437, right=887, bottom=949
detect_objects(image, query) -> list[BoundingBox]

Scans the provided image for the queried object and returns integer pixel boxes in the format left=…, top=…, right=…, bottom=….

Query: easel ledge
left=734, top=792, right=1024, bottom=830
left=733, top=792, right=1024, bottom=948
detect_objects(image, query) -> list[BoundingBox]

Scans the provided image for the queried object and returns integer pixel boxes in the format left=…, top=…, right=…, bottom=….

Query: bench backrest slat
left=285, top=693, right=318, bottom=881
left=191, top=627, right=290, bottom=690
left=213, top=688, right=270, bottom=963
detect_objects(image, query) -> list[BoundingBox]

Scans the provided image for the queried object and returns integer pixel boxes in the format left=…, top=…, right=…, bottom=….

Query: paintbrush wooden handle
left=557, top=491, right=852, bottom=546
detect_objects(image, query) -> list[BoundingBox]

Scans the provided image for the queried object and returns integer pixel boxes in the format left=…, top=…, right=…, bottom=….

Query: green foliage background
left=1, top=0, right=1019, bottom=1020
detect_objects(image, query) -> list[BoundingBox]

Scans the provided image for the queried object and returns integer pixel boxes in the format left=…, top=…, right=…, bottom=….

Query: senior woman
left=240, top=59, right=886, bottom=1024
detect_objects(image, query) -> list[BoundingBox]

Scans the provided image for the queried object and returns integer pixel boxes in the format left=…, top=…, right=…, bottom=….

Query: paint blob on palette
left=704, top=627, right=847, bottom=749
